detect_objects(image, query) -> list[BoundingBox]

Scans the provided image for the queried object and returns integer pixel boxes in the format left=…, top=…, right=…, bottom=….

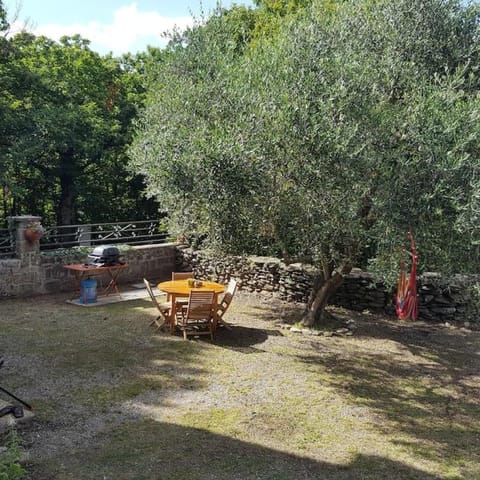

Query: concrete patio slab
left=66, top=287, right=150, bottom=307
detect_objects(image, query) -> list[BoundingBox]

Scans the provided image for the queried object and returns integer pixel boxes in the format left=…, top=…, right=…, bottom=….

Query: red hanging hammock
left=395, top=230, right=418, bottom=321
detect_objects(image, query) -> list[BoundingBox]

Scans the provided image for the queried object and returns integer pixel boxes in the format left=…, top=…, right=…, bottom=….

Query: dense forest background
left=0, top=0, right=163, bottom=226
left=3, top=0, right=480, bottom=320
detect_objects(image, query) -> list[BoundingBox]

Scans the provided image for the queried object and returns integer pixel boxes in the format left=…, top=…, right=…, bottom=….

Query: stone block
left=43, top=280, right=62, bottom=293
left=0, top=400, right=34, bottom=433
left=431, top=306, right=457, bottom=315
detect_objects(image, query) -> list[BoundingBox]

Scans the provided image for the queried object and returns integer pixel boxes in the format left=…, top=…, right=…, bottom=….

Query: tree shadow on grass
left=0, top=298, right=217, bottom=451
left=244, top=300, right=305, bottom=326
left=293, top=312, right=480, bottom=476
left=179, top=323, right=283, bottom=354
left=27, top=420, right=445, bottom=480
left=222, top=295, right=480, bottom=476
left=213, top=325, right=280, bottom=353
left=147, top=297, right=480, bottom=478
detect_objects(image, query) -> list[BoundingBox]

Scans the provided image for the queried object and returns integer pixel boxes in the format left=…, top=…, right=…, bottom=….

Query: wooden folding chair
left=216, top=278, right=237, bottom=330
left=177, top=290, right=215, bottom=340
left=172, top=272, right=193, bottom=280
left=171, top=271, right=193, bottom=309
left=143, top=279, right=171, bottom=331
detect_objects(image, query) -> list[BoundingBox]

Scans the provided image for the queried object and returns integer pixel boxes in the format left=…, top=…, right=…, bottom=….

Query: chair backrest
left=172, top=272, right=194, bottom=280
left=185, top=290, right=215, bottom=321
left=144, top=278, right=162, bottom=311
left=218, top=278, right=237, bottom=317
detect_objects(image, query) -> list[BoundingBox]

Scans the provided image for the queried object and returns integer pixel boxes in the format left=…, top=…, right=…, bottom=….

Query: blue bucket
left=80, top=277, right=97, bottom=304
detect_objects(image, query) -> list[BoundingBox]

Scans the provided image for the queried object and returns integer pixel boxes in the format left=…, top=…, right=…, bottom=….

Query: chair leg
left=183, top=329, right=187, bottom=340
left=149, top=316, right=161, bottom=328
left=217, top=318, right=232, bottom=330
left=150, top=315, right=169, bottom=332
left=157, top=321, right=169, bottom=332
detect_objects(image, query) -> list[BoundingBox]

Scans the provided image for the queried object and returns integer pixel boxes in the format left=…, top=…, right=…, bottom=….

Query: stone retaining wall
left=0, top=244, right=176, bottom=298
left=177, top=247, right=480, bottom=324
left=2, top=221, right=479, bottom=325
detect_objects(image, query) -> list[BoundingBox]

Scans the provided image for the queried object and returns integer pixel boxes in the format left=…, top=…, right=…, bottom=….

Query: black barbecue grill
left=87, top=245, right=122, bottom=266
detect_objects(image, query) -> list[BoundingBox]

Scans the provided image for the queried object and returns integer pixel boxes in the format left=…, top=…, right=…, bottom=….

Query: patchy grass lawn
left=0, top=291, right=479, bottom=479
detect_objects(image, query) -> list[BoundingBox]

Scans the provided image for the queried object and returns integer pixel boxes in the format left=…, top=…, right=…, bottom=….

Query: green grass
left=0, top=293, right=479, bottom=479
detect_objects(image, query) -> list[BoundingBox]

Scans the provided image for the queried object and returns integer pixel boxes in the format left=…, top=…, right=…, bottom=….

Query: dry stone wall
left=177, top=246, right=480, bottom=324
left=2, top=232, right=479, bottom=326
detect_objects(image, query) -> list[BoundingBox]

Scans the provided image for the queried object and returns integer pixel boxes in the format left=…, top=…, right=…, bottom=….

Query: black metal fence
left=0, top=220, right=170, bottom=256
left=40, top=220, right=170, bottom=250
left=0, top=227, right=14, bottom=258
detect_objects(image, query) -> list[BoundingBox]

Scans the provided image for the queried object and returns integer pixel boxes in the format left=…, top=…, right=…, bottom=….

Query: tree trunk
left=305, top=273, right=323, bottom=312
left=1, top=185, right=8, bottom=223
left=57, top=149, right=76, bottom=226
left=302, top=263, right=353, bottom=327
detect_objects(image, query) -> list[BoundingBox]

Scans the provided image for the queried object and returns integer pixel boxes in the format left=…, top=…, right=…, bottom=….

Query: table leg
left=72, top=271, right=85, bottom=298
left=211, top=294, right=219, bottom=334
left=103, top=268, right=123, bottom=296
left=170, top=293, right=177, bottom=334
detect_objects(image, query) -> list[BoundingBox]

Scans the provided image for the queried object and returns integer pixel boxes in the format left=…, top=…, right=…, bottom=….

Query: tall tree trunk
left=57, top=149, right=76, bottom=226
left=1, top=185, right=7, bottom=224
left=302, top=262, right=353, bottom=327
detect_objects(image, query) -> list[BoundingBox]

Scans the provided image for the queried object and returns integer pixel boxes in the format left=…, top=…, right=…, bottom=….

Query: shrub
left=0, top=430, right=25, bottom=480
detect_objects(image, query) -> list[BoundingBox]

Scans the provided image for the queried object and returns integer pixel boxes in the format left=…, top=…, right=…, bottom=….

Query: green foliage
left=464, top=282, right=480, bottom=323
left=0, top=1, right=8, bottom=34
left=3, top=33, right=133, bottom=224
left=0, top=430, right=26, bottom=480
left=250, top=0, right=309, bottom=42
left=40, top=243, right=132, bottom=258
left=131, top=0, right=480, bottom=278
left=130, top=7, right=265, bottom=252
left=40, top=246, right=93, bottom=258
left=0, top=9, right=160, bottom=226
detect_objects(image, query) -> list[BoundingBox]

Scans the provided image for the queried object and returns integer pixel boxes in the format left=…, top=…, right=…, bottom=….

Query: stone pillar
left=8, top=215, right=42, bottom=257
left=78, top=225, right=92, bottom=246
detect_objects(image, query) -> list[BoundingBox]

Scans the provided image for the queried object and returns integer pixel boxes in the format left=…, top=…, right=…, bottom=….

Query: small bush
left=0, top=430, right=25, bottom=480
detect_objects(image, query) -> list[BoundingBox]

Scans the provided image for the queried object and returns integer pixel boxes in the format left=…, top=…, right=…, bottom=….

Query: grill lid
left=90, top=245, right=119, bottom=258
left=87, top=245, right=121, bottom=265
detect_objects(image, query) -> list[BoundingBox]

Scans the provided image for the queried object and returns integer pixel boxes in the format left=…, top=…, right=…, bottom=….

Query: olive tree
left=130, top=0, right=480, bottom=326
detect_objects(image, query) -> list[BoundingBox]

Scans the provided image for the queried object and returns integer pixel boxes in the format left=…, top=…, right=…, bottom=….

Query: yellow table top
left=158, top=279, right=226, bottom=295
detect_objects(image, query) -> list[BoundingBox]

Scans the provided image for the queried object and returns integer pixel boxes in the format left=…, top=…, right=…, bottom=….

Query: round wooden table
left=157, top=279, right=226, bottom=334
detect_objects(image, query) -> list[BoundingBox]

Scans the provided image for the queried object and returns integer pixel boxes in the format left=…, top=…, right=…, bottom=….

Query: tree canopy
left=0, top=0, right=160, bottom=225
left=129, top=0, right=480, bottom=324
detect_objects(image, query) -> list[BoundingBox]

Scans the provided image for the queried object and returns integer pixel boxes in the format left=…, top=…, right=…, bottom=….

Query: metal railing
left=40, top=220, right=170, bottom=250
left=0, top=227, right=15, bottom=258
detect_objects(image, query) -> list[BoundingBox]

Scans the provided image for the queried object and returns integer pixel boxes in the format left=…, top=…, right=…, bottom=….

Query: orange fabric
left=395, top=231, right=418, bottom=321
